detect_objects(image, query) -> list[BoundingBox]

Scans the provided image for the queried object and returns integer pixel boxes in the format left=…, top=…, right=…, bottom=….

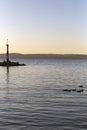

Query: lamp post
left=6, top=39, right=9, bottom=63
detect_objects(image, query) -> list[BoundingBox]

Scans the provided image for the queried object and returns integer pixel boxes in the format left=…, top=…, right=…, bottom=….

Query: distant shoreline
left=0, top=53, right=87, bottom=59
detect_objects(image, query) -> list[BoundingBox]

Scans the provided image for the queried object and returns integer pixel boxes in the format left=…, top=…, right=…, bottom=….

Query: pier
left=0, top=40, right=25, bottom=66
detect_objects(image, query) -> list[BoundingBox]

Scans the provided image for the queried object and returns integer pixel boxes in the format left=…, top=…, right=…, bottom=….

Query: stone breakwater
left=0, top=61, right=25, bottom=66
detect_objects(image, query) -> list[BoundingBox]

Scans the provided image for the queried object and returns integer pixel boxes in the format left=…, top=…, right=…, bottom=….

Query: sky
left=0, top=0, right=87, bottom=54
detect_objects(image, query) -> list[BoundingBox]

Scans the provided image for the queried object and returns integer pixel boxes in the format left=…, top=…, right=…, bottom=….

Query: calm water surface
left=0, top=59, right=87, bottom=130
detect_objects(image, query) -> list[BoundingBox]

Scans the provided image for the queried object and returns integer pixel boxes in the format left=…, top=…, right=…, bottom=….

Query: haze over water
left=0, top=59, right=87, bottom=130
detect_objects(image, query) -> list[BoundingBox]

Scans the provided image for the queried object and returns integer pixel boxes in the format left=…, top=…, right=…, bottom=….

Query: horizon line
left=0, top=53, right=87, bottom=55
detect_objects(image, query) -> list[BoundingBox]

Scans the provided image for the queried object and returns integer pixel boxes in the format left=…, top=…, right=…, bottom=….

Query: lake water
left=0, top=59, right=87, bottom=130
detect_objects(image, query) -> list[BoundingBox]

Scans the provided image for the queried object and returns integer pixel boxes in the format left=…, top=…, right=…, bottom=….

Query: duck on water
left=63, top=85, right=84, bottom=93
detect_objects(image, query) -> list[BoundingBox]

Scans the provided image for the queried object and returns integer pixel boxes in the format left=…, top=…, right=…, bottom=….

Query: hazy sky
left=0, top=0, right=87, bottom=54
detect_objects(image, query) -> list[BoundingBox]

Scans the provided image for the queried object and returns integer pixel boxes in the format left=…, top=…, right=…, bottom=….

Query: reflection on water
left=6, top=67, right=9, bottom=86
left=0, top=59, right=87, bottom=130
left=5, top=67, right=10, bottom=100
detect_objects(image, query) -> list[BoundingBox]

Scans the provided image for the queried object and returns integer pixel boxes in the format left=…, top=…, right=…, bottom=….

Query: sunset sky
left=0, top=0, right=87, bottom=54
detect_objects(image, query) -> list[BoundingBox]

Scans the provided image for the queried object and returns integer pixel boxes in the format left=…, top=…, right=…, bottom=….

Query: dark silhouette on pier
left=0, top=39, right=25, bottom=66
